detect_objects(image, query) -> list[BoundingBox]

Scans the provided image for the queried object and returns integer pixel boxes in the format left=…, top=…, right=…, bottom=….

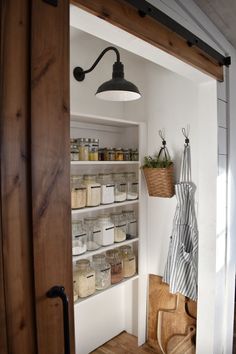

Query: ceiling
left=194, top=0, right=236, bottom=48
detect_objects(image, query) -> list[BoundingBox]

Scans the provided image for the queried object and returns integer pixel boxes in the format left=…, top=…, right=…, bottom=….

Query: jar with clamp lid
left=72, top=220, right=87, bottom=256
left=97, top=173, right=115, bottom=205
left=92, top=254, right=111, bottom=290
left=111, top=212, right=126, bottom=243
left=71, top=175, right=86, bottom=209
left=84, top=217, right=101, bottom=251
left=125, top=172, right=139, bottom=200
left=70, top=139, right=79, bottom=161
left=97, top=214, right=114, bottom=246
left=74, top=259, right=95, bottom=298
left=122, top=210, right=137, bottom=239
left=112, top=173, right=127, bottom=202
left=106, top=249, right=123, bottom=284
left=83, top=174, right=101, bottom=207
left=119, top=245, right=136, bottom=278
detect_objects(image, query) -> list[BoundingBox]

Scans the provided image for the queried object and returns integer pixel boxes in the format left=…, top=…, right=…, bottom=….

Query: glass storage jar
left=119, top=245, right=136, bottom=278
left=125, top=172, right=139, bottom=200
left=122, top=210, right=137, bottom=239
left=78, top=138, right=89, bottom=161
left=111, top=212, right=126, bottom=242
left=98, top=148, right=105, bottom=161
left=97, top=173, right=115, bottom=205
left=72, top=220, right=87, bottom=256
left=70, top=139, right=79, bottom=161
left=115, top=148, right=124, bottom=161
left=131, top=149, right=139, bottom=161
left=97, top=214, right=114, bottom=246
left=89, top=138, right=99, bottom=161
left=83, top=174, right=101, bottom=207
left=123, top=148, right=131, bottom=161
left=106, top=249, right=123, bottom=284
left=105, top=147, right=115, bottom=161
left=92, top=254, right=111, bottom=290
left=112, top=173, right=127, bottom=202
left=71, top=175, right=86, bottom=209
left=74, top=259, right=96, bottom=298
left=84, top=217, right=101, bottom=251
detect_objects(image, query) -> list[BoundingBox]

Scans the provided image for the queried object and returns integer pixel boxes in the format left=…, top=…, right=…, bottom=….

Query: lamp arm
left=73, top=46, right=120, bottom=81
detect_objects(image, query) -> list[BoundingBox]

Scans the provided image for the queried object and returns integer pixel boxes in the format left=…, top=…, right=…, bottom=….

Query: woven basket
left=142, top=164, right=175, bottom=198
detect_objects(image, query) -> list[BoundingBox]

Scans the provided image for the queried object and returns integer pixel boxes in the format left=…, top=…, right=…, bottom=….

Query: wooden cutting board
left=148, top=275, right=197, bottom=353
left=167, top=325, right=196, bottom=354
left=157, top=294, right=196, bottom=354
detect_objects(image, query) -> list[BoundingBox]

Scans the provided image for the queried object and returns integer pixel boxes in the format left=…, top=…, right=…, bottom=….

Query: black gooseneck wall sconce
left=73, top=46, right=141, bottom=101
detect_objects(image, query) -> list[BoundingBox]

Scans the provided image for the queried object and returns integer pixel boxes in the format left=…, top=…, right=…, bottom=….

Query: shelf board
left=71, top=200, right=139, bottom=215
left=74, top=274, right=139, bottom=305
left=71, top=161, right=140, bottom=166
left=72, top=237, right=139, bottom=262
left=71, top=112, right=140, bottom=128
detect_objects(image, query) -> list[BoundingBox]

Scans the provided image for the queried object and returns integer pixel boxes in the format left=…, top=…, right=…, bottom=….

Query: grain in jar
left=106, top=249, right=123, bottom=284
left=84, top=217, right=101, bottom=251
left=74, top=259, right=95, bottom=298
left=119, top=245, right=136, bottom=278
left=111, top=212, right=126, bottom=242
left=112, top=173, right=127, bottom=202
left=83, top=174, right=101, bottom=207
left=71, top=175, right=86, bottom=209
left=72, top=220, right=87, bottom=256
left=78, top=138, right=89, bottom=161
left=115, top=148, right=124, bottom=161
left=125, top=172, right=139, bottom=200
left=97, top=173, right=115, bottom=204
left=92, top=254, right=111, bottom=290
left=97, top=214, right=114, bottom=246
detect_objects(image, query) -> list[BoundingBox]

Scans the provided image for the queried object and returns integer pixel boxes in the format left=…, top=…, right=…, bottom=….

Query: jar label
left=75, top=233, right=86, bottom=238
left=91, top=186, right=101, bottom=189
left=105, top=226, right=114, bottom=231
left=101, top=267, right=111, bottom=272
left=87, top=274, right=95, bottom=279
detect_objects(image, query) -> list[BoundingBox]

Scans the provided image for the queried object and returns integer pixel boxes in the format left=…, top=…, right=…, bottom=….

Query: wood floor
left=91, top=332, right=157, bottom=354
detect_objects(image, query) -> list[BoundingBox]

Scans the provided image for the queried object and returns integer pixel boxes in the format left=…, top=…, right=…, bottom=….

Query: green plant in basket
left=143, top=154, right=172, bottom=168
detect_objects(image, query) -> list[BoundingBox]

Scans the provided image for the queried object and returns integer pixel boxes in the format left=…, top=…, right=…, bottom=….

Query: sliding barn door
left=31, top=1, right=75, bottom=353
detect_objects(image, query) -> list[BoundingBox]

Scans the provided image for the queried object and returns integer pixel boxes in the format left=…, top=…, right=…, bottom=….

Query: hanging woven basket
left=142, top=130, right=175, bottom=198
left=142, top=164, right=175, bottom=197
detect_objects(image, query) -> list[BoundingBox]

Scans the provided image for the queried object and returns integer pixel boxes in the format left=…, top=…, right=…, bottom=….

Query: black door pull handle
left=47, top=286, right=70, bottom=354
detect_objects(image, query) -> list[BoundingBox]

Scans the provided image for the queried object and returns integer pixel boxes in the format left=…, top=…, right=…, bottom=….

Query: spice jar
left=131, top=149, right=139, bottom=161
left=122, top=210, right=137, bottom=239
left=111, top=212, right=127, bottom=242
left=98, top=148, right=105, bottom=161
left=84, top=217, right=101, bottom=251
left=105, top=147, right=115, bottom=161
left=83, top=174, right=101, bottom=207
left=115, top=148, right=124, bottom=161
left=112, top=173, right=127, bottom=202
left=71, top=175, right=86, bottom=209
left=106, top=249, right=123, bottom=284
left=119, top=245, right=136, bottom=278
left=70, top=139, right=79, bottom=161
left=74, top=259, right=96, bottom=298
left=92, top=254, right=111, bottom=290
left=89, top=138, right=99, bottom=161
left=72, top=220, right=87, bottom=256
left=125, top=172, right=139, bottom=200
left=97, top=173, right=115, bottom=204
left=78, top=138, right=89, bottom=161
left=123, top=149, right=131, bottom=161
left=97, top=214, right=114, bottom=246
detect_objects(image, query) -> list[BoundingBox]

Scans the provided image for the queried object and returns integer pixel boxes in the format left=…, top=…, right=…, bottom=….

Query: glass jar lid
left=98, top=214, right=111, bottom=221
left=83, top=174, right=97, bottom=181
left=84, top=216, right=97, bottom=225
left=106, top=249, right=119, bottom=258
left=119, top=245, right=132, bottom=255
left=92, top=253, right=106, bottom=263
left=76, top=259, right=90, bottom=270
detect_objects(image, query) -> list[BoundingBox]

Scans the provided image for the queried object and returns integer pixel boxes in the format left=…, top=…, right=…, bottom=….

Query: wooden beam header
left=72, top=0, right=224, bottom=81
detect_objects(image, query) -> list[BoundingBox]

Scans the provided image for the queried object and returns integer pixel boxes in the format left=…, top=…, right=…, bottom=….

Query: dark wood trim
left=71, top=0, right=224, bottom=81
left=0, top=1, right=37, bottom=353
left=31, top=0, right=75, bottom=353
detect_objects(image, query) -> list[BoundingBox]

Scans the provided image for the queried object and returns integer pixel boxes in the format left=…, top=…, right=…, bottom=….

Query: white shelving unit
left=71, top=112, right=147, bottom=354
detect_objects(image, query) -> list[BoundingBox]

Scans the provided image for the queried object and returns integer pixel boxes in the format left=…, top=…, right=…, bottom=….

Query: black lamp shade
left=95, top=77, right=141, bottom=101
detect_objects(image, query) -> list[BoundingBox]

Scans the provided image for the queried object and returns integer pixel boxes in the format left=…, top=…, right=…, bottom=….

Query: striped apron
left=163, top=144, right=198, bottom=301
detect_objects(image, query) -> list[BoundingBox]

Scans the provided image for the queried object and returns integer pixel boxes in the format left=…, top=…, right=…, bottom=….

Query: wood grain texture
left=31, top=0, right=75, bottom=353
left=148, top=275, right=197, bottom=353
left=71, top=0, right=223, bottom=81
left=0, top=1, right=36, bottom=353
left=91, top=331, right=157, bottom=353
